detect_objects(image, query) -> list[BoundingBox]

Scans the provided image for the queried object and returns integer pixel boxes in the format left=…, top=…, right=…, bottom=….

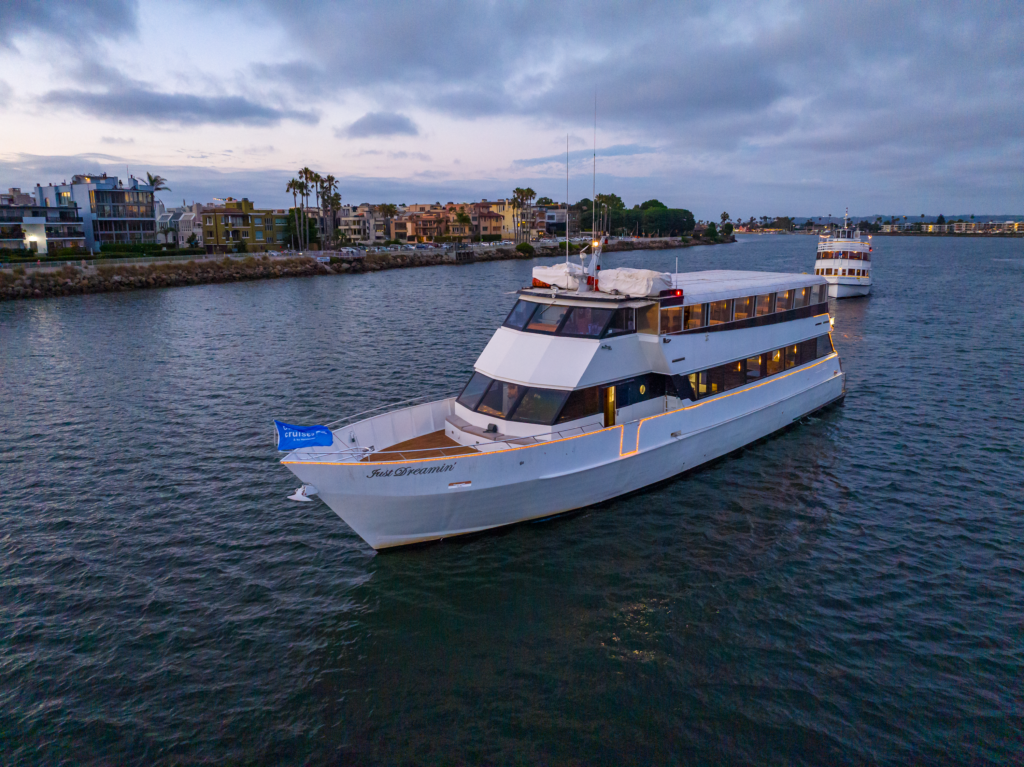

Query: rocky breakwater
left=0, top=257, right=333, bottom=302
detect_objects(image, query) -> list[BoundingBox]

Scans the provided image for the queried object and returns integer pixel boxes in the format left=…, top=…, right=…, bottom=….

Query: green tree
left=936, top=214, right=946, bottom=224
left=720, top=211, right=730, bottom=225
left=286, top=178, right=302, bottom=249
left=536, top=196, right=554, bottom=206
left=639, top=199, right=667, bottom=210
left=706, top=221, right=719, bottom=239
left=722, top=222, right=734, bottom=236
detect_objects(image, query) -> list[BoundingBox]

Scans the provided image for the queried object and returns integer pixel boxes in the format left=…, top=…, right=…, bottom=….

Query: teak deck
left=366, top=430, right=478, bottom=462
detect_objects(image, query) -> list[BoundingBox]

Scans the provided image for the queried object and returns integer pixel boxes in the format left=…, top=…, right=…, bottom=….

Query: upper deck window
left=708, top=299, right=733, bottom=326
left=560, top=306, right=614, bottom=337
left=604, top=307, right=636, bottom=337
left=684, top=303, right=705, bottom=329
left=503, top=300, right=537, bottom=330
left=734, top=296, right=754, bottom=321
left=526, top=304, right=571, bottom=333
left=755, top=294, right=775, bottom=316
left=512, top=388, right=570, bottom=424
left=776, top=290, right=794, bottom=312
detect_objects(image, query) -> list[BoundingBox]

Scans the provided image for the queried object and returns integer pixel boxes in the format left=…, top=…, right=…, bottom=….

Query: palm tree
left=286, top=178, right=302, bottom=250
left=146, top=172, right=170, bottom=192
left=322, top=175, right=338, bottom=247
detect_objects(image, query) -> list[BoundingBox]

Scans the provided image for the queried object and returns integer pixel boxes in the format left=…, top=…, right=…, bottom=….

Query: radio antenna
left=566, top=134, right=570, bottom=266
left=592, top=92, right=596, bottom=240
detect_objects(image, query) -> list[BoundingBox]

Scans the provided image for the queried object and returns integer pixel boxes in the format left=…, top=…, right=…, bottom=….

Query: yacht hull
left=284, top=358, right=845, bottom=550
left=827, top=279, right=871, bottom=298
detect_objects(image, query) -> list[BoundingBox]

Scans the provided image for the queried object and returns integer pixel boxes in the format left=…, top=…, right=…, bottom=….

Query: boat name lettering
left=366, top=463, right=456, bottom=479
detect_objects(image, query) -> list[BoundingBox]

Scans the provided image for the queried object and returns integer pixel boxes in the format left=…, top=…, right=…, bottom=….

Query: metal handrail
left=322, top=392, right=459, bottom=430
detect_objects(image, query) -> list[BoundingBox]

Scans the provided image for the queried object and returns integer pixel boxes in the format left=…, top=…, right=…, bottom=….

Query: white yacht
left=279, top=247, right=845, bottom=550
left=814, top=214, right=873, bottom=298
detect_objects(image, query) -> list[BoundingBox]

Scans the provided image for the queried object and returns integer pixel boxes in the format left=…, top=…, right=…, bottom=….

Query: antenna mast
left=592, top=93, right=596, bottom=240
left=566, top=134, right=570, bottom=265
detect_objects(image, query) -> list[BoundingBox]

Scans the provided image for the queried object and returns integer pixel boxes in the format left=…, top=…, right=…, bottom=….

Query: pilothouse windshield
left=502, top=300, right=637, bottom=339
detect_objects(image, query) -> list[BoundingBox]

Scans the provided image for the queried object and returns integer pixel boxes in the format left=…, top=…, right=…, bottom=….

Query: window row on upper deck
left=816, top=249, right=870, bottom=261
left=503, top=300, right=643, bottom=338
left=661, top=284, right=827, bottom=335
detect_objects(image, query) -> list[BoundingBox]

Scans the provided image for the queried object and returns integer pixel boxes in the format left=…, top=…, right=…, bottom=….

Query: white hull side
left=826, top=279, right=871, bottom=298
left=285, top=359, right=845, bottom=550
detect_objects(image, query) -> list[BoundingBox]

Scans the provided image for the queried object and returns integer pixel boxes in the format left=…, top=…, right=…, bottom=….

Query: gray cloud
left=338, top=112, right=419, bottom=138
left=0, top=0, right=137, bottom=48
left=100, top=136, right=134, bottom=145
left=0, top=79, right=10, bottom=107
left=43, top=86, right=319, bottom=127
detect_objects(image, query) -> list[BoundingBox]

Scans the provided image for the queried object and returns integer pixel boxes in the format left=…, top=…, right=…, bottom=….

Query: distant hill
left=797, top=215, right=1022, bottom=225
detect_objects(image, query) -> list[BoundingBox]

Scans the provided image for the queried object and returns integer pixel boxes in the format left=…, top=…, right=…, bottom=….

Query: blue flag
left=274, top=420, right=334, bottom=451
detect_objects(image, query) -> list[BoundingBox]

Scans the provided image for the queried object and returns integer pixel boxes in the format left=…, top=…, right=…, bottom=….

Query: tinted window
left=794, top=287, right=811, bottom=308
left=604, top=307, right=635, bottom=337
left=745, top=355, right=762, bottom=382
left=815, top=284, right=828, bottom=304
left=503, top=300, right=537, bottom=330
left=755, top=294, right=775, bottom=316
left=722, top=360, right=745, bottom=391
left=457, top=372, right=493, bottom=411
left=512, top=388, right=570, bottom=424
left=734, top=296, right=754, bottom=320
left=560, top=306, right=613, bottom=337
left=776, top=290, right=794, bottom=311
left=800, top=338, right=817, bottom=363
left=766, top=349, right=784, bottom=376
left=526, top=304, right=570, bottom=333
left=816, top=334, right=834, bottom=358
left=556, top=386, right=602, bottom=423
left=477, top=380, right=525, bottom=418
left=660, top=307, right=682, bottom=334
left=637, top=304, right=659, bottom=334
left=615, top=374, right=665, bottom=407
left=684, top=303, right=706, bottom=329
left=784, top=344, right=799, bottom=369
left=708, top=299, right=733, bottom=325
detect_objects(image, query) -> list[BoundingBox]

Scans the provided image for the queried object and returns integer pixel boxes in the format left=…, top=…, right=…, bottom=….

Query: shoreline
left=0, top=236, right=735, bottom=302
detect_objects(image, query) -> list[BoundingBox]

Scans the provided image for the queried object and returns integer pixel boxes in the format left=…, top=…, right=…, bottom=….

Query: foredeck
left=365, top=430, right=479, bottom=462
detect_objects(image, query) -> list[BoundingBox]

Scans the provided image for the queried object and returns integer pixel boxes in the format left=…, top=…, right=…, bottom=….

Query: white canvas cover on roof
left=597, top=267, right=672, bottom=297
left=532, top=262, right=584, bottom=290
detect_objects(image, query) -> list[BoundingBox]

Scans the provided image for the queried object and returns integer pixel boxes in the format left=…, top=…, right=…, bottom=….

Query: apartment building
left=0, top=200, right=86, bottom=253
left=34, top=174, right=156, bottom=250
left=201, top=198, right=289, bottom=253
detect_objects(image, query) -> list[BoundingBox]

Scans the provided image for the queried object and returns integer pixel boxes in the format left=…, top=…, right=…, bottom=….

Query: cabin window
left=477, top=380, right=525, bottom=418
left=817, top=334, right=834, bottom=357
left=734, top=297, right=754, bottom=320
left=755, top=294, right=775, bottom=316
left=795, top=287, right=811, bottom=308
left=722, top=360, right=746, bottom=391
left=457, top=372, right=493, bottom=411
left=660, top=306, right=682, bottom=335
left=525, top=304, right=571, bottom=333
left=560, top=306, right=614, bottom=337
left=604, top=307, right=636, bottom=337
left=681, top=334, right=834, bottom=401
left=684, top=303, right=706, bottom=329
left=511, top=388, right=570, bottom=424
left=746, top=356, right=762, bottom=382
left=503, top=300, right=537, bottom=330
left=815, top=284, right=828, bottom=303
left=636, top=303, right=659, bottom=334
left=708, top=299, right=733, bottom=325
left=776, top=290, right=794, bottom=312
left=556, top=386, right=602, bottom=423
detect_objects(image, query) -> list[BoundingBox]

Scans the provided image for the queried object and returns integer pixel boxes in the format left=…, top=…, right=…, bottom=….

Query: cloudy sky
left=0, top=0, right=1020, bottom=217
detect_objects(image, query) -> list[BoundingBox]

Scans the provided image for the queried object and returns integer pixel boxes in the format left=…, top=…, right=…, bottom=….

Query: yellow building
left=202, top=198, right=290, bottom=253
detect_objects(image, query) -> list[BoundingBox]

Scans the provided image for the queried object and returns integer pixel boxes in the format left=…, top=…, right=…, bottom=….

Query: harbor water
left=1, top=235, right=1022, bottom=764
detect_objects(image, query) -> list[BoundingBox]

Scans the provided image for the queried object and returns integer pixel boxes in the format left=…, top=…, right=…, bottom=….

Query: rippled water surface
left=2, top=236, right=1022, bottom=765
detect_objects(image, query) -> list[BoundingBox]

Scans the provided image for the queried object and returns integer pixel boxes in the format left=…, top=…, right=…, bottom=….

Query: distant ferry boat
left=815, top=214, right=873, bottom=298
left=279, top=243, right=845, bottom=550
